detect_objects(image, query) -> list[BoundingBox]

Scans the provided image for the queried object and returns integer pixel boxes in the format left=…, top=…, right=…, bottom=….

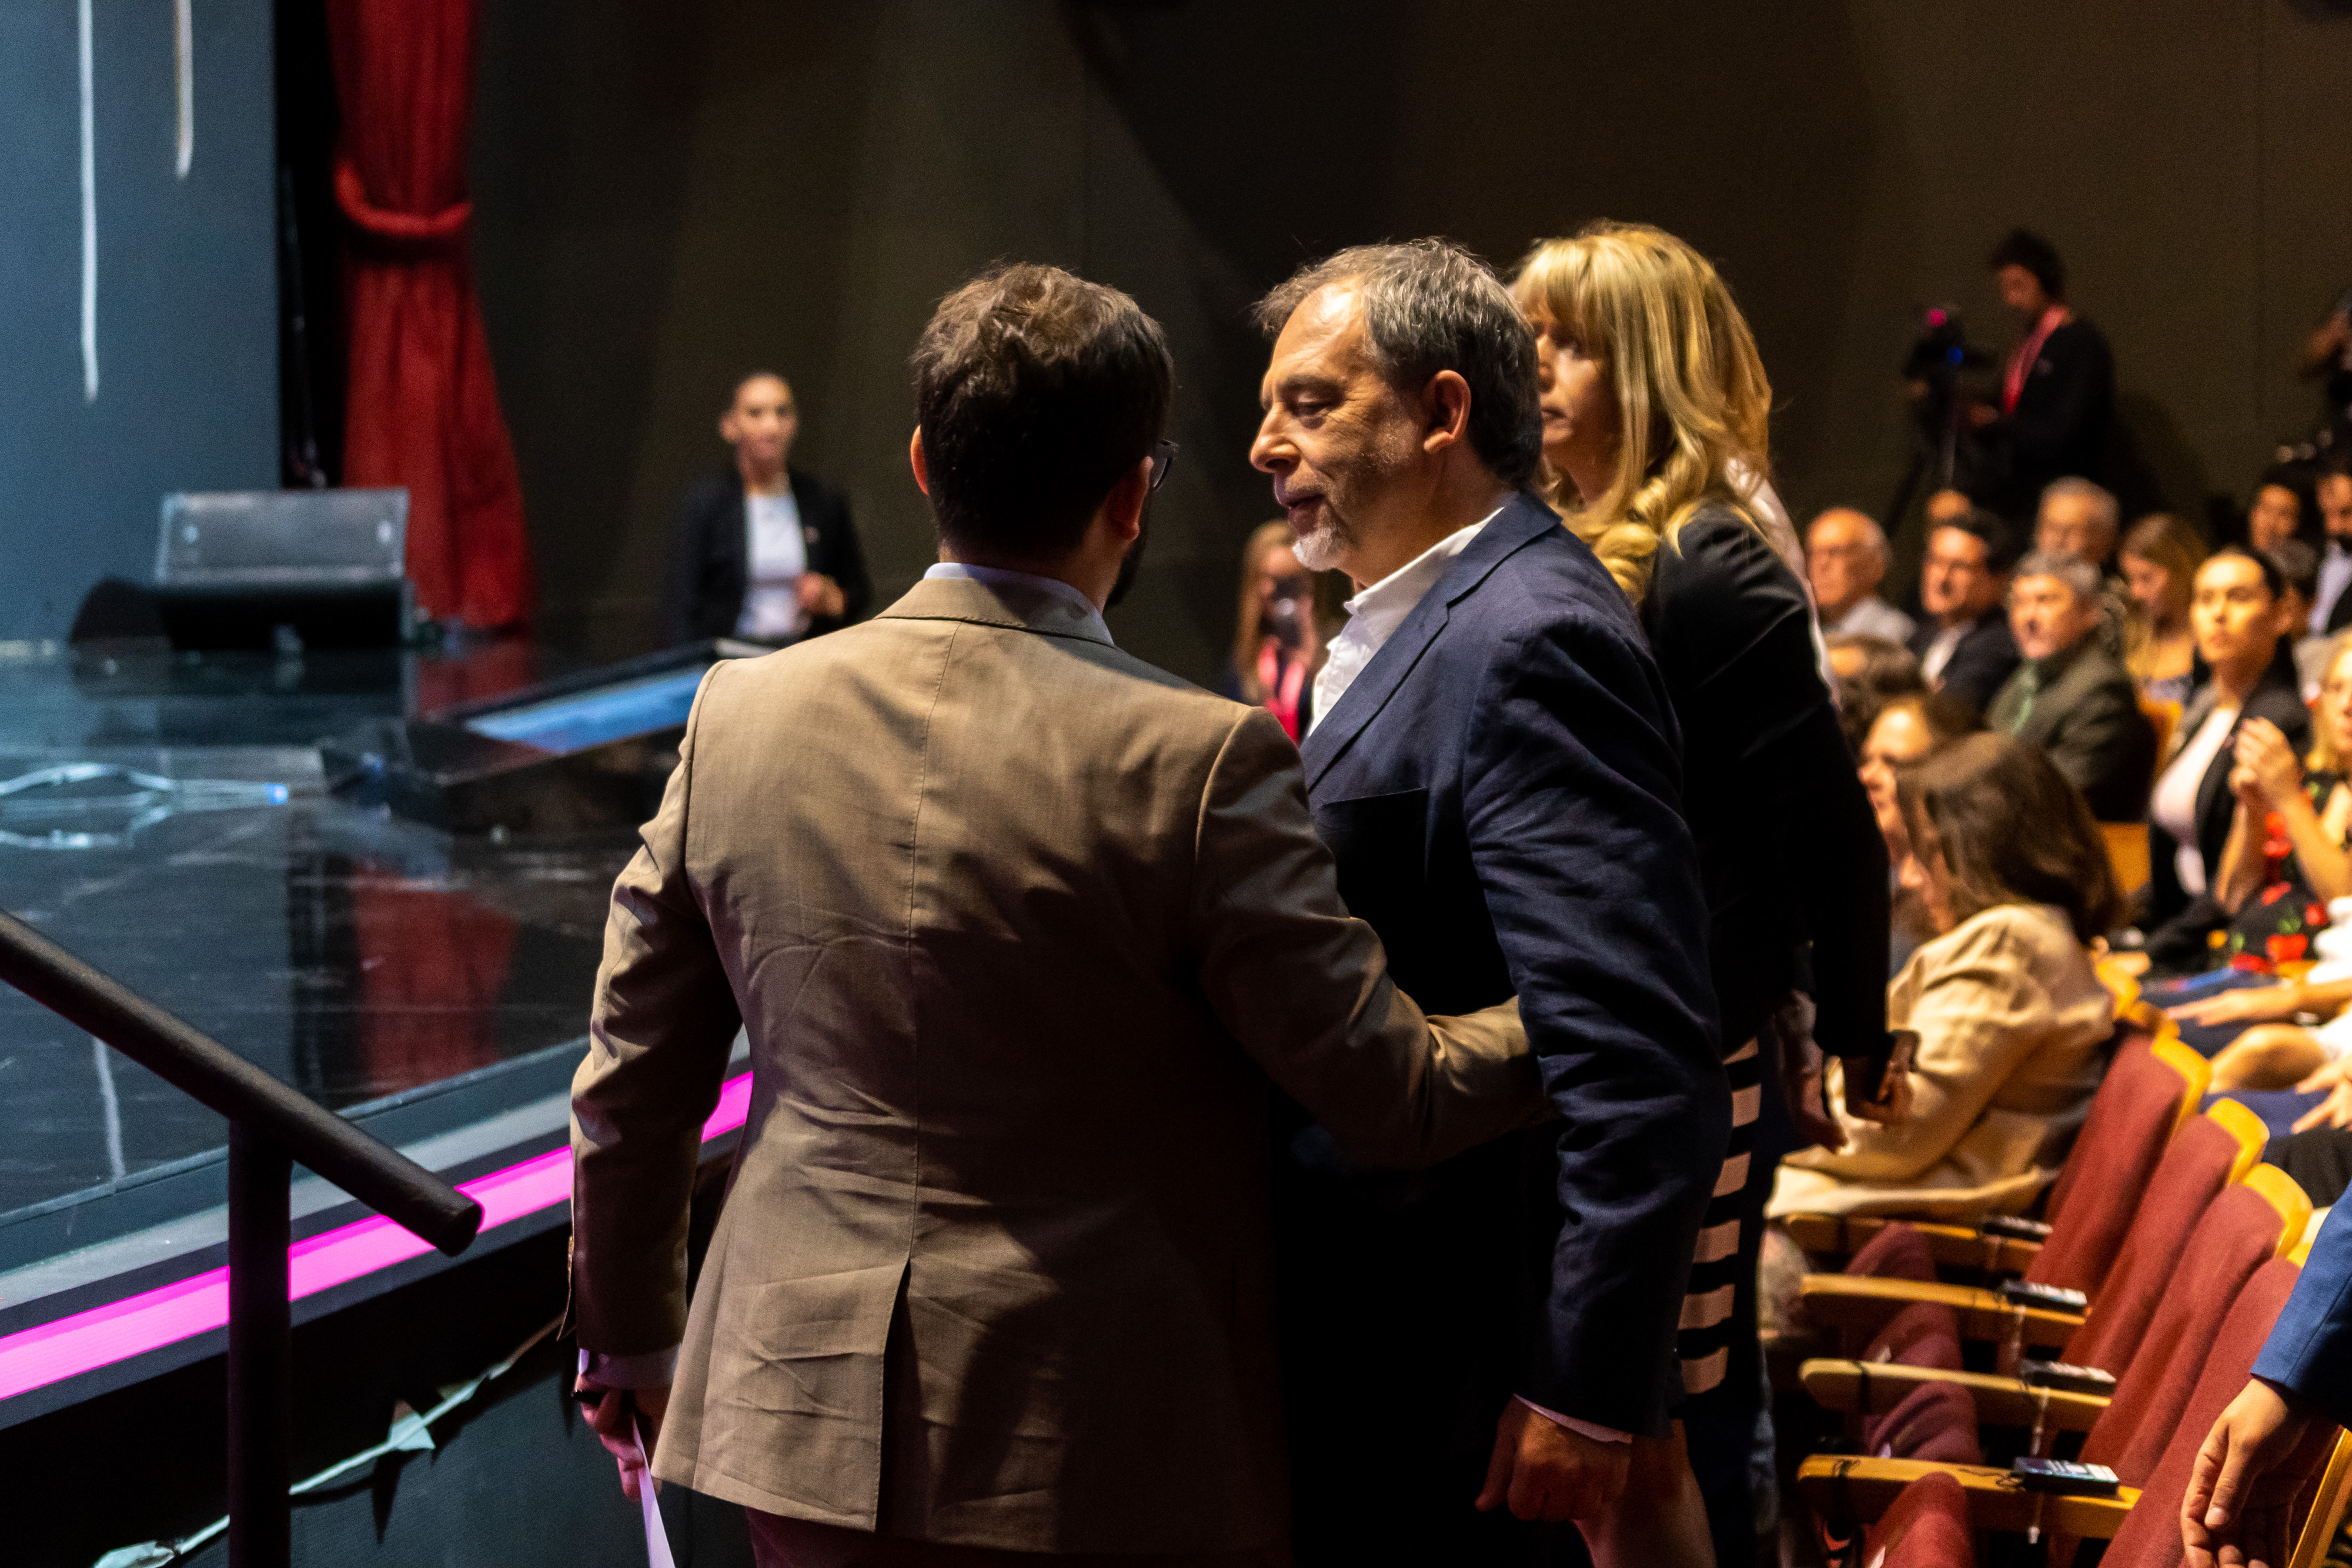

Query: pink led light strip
left=0, top=1071, right=754, bottom=1402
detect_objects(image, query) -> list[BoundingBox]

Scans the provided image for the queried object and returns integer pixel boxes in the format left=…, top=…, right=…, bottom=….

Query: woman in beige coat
left=1771, top=733, right=2121, bottom=1218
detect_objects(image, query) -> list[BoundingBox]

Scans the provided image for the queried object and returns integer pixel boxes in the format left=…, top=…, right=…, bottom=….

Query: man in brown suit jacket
left=567, top=265, right=1544, bottom=1566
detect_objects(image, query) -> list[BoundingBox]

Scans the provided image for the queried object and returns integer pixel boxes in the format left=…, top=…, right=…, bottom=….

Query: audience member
left=2266, top=537, right=2337, bottom=698
left=2161, top=642, right=2352, bottom=1085
left=1255, top=238, right=1728, bottom=1563
left=1808, top=509, right=1914, bottom=642
left=1769, top=734, right=2118, bottom=1218
left=2037, top=477, right=2122, bottom=572
left=663, top=371, right=872, bottom=645
left=1926, top=487, right=1975, bottom=530
left=1987, top=549, right=2157, bottom=820
left=2248, top=469, right=2313, bottom=551
left=2299, top=286, right=2352, bottom=426
left=1826, top=633, right=1924, bottom=754
left=1908, top=509, right=2022, bottom=720
left=1516, top=221, right=1890, bottom=1568
left=2120, top=511, right=2210, bottom=703
left=572, top=265, right=1544, bottom=1564
left=2146, top=548, right=2312, bottom=954
left=1970, top=230, right=2116, bottom=519
left=2310, top=462, right=2352, bottom=633
left=1859, top=691, right=1982, bottom=970
left=1218, top=520, right=1341, bottom=741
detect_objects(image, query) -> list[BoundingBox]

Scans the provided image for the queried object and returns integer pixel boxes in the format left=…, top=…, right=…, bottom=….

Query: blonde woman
left=1217, top=520, right=1341, bottom=741
left=2119, top=511, right=2209, bottom=704
left=1512, top=222, right=1893, bottom=1566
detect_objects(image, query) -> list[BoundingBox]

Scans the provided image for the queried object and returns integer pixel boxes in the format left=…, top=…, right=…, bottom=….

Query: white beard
left=1291, top=514, right=1353, bottom=574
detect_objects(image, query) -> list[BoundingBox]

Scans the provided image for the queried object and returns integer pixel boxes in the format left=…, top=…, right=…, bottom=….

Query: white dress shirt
left=2317, top=541, right=2352, bottom=636
left=738, top=489, right=811, bottom=641
left=1309, top=516, right=1496, bottom=735
left=923, top=561, right=1113, bottom=644
left=1920, top=623, right=1968, bottom=686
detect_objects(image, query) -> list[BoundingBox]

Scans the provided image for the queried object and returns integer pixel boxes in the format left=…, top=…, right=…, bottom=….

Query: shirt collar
left=923, top=561, right=1113, bottom=645
left=1337, top=512, right=1502, bottom=647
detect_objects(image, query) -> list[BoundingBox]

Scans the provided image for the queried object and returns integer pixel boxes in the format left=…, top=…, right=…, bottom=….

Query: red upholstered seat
left=1866, top=1380, right=1983, bottom=1466
left=1863, top=1470, right=1974, bottom=1568
left=1846, top=1222, right=1939, bottom=1282
left=2076, top=1181, right=2294, bottom=1486
left=2061, top=1112, right=2244, bottom=1374
left=2089, top=1257, right=2310, bottom=1568
left=2033, top=1039, right=2197, bottom=1295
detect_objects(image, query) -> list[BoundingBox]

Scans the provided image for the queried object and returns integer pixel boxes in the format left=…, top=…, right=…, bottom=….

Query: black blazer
left=2146, top=660, right=2313, bottom=928
left=2324, top=544, right=2352, bottom=635
left=1910, top=607, right=2022, bottom=723
left=1996, top=316, right=2115, bottom=511
left=662, top=467, right=873, bottom=644
left=1295, top=493, right=1727, bottom=1440
left=1986, top=641, right=2160, bottom=822
left=1643, top=508, right=1892, bottom=1063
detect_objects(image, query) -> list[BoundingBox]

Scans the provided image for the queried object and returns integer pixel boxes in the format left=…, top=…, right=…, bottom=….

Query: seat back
left=2083, top=1165, right=2310, bottom=1485
left=2101, top=823, right=2153, bottom=902
left=1860, top=1300, right=1972, bottom=1460
left=2035, top=1037, right=2210, bottom=1292
left=2095, top=1256, right=2310, bottom=1568
left=2063, top=1099, right=2267, bottom=1372
left=1865, top=1470, right=1975, bottom=1568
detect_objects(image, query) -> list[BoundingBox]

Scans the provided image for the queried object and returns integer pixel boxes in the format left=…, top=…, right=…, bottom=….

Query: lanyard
left=2003, top=305, right=2068, bottom=414
left=1257, top=638, right=1308, bottom=741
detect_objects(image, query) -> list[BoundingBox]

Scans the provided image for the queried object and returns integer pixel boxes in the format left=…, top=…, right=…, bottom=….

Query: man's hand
left=2172, top=983, right=2304, bottom=1029
left=2181, top=1378, right=2326, bottom=1568
left=1474, top=1400, right=1629, bottom=1524
left=2293, top=1059, right=2352, bottom=1132
left=796, top=573, right=847, bottom=620
left=574, top=1375, right=671, bottom=1503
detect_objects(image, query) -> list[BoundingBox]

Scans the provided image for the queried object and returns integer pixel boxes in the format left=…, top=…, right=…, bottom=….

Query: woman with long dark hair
left=1512, top=222, right=1892, bottom=1567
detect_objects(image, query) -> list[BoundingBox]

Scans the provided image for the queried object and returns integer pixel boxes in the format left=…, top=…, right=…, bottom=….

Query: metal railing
left=0, top=908, right=482, bottom=1568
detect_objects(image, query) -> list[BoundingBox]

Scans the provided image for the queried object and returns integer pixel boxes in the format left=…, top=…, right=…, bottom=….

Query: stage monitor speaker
left=152, top=489, right=415, bottom=651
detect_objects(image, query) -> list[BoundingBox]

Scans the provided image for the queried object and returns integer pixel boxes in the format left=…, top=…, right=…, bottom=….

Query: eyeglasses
left=1148, top=440, right=1179, bottom=492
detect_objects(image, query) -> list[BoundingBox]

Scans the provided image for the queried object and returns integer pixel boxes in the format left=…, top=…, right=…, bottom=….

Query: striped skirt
left=1677, top=1036, right=1763, bottom=1396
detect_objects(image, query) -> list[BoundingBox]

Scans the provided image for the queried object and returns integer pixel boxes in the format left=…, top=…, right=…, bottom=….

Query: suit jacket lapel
left=1299, top=494, right=1560, bottom=792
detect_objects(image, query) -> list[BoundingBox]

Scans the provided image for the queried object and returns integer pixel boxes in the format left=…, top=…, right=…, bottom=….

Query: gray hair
left=1252, top=239, right=1543, bottom=488
left=2040, top=477, right=2119, bottom=533
left=2011, top=549, right=2102, bottom=602
left=1809, top=507, right=1888, bottom=562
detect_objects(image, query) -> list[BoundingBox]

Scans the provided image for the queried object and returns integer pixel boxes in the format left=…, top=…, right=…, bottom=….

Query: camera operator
left=1966, top=230, right=2114, bottom=521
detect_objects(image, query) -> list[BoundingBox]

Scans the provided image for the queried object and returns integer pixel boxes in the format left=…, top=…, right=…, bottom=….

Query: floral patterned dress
left=2219, top=769, right=2347, bottom=972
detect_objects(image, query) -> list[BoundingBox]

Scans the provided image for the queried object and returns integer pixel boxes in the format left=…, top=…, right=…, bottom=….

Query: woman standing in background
left=1218, top=520, right=1341, bottom=742
left=1512, top=222, right=1892, bottom=1568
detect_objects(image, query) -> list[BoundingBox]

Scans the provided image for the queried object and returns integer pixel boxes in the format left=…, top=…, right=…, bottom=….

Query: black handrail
left=0, top=907, right=484, bottom=1566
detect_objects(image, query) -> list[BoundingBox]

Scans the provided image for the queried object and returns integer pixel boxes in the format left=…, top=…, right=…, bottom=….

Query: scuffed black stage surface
left=0, top=640, right=644, bottom=1319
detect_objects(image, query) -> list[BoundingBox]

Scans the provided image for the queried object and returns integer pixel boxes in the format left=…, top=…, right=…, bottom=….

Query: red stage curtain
left=326, top=0, right=532, bottom=630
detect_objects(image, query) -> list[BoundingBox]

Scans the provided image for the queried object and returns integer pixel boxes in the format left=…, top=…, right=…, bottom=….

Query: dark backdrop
left=0, top=0, right=279, bottom=643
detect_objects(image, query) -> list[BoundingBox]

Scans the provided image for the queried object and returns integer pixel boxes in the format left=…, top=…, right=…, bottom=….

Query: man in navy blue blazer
left=2183, top=1199, right=2352, bottom=1567
left=1251, top=240, right=1729, bottom=1562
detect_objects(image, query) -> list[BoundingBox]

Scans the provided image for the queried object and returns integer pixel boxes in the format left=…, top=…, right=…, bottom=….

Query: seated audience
left=1769, top=733, right=2118, bottom=1217
left=1858, top=691, right=1980, bottom=970
left=1907, top=509, right=2022, bottom=721
left=2146, top=547, right=2313, bottom=953
left=2037, top=477, right=2122, bottom=573
left=2311, top=461, right=2352, bottom=634
left=1987, top=550, right=2157, bottom=820
left=1809, top=509, right=1915, bottom=643
left=2267, top=537, right=2337, bottom=698
left=2161, top=642, right=2352, bottom=1083
left=1217, top=520, right=1339, bottom=741
left=664, top=371, right=872, bottom=645
left=2248, top=469, right=2314, bottom=551
left=2119, top=510, right=2209, bottom=703
left=1826, top=633, right=1924, bottom=754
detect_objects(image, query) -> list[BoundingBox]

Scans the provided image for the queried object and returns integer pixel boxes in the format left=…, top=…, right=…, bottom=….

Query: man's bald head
left=1807, top=507, right=1888, bottom=620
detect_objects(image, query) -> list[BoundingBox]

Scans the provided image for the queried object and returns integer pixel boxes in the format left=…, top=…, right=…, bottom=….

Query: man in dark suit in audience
left=1250, top=240, right=1729, bottom=1561
left=1909, top=509, right=2022, bottom=721
left=663, top=371, right=873, bottom=644
left=2310, top=463, right=2352, bottom=635
left=1988, top=550, right=2157, bottom=820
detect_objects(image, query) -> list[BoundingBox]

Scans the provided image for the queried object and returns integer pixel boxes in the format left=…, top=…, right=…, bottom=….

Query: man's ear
left=1103, top=456, right=1150, bottom=543
left=1422, top=370, right=1472, bottom=455
left=908, top=429, right=930, bottom=496
left=719, top=410, right=739, bottom=446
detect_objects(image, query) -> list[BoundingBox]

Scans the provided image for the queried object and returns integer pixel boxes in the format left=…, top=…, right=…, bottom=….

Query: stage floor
left=0, top=639, right=721, bottom=1423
